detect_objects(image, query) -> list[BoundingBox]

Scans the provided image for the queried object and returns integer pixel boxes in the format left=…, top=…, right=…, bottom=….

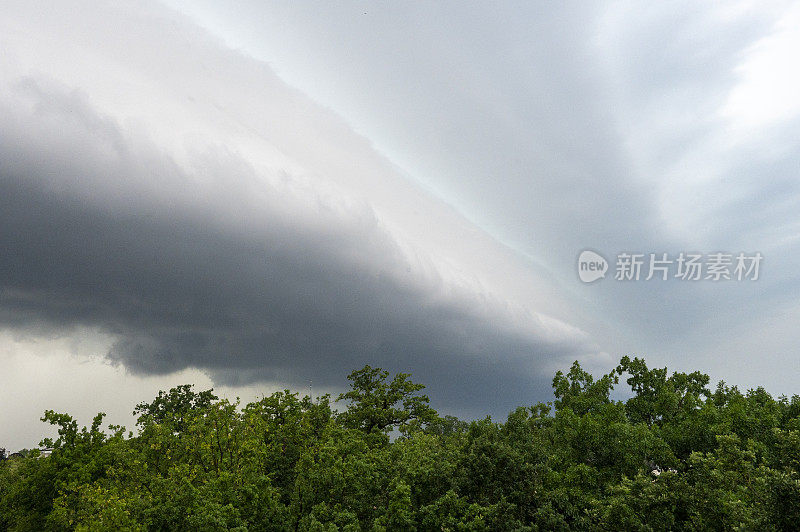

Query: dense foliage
left=2, top=358, right=800, bottom=530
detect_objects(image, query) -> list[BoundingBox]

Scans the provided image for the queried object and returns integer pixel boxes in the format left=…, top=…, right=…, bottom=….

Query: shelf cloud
left=0, top=0, right=595, bottom=415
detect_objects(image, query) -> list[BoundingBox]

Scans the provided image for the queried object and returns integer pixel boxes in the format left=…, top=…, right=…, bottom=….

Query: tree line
left=1, top=357, right=800, bottom=530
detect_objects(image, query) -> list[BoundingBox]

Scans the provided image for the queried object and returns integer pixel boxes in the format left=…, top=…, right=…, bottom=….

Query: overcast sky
left=2, top=0, right=799, bottom=449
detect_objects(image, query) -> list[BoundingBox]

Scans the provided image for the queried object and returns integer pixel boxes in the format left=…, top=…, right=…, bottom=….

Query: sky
left=2, top=0, right=799, bottom=449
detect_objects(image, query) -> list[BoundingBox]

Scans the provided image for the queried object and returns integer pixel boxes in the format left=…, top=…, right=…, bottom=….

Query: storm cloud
left=5, top=0, right=800, bottom=443
left=0, top=0, right=594, bottom=416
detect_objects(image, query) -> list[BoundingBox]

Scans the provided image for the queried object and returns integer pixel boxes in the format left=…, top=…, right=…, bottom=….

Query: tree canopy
left=2, top=357, right=800, bottom=530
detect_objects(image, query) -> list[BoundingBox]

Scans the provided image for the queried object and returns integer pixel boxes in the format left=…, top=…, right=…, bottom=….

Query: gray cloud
left=0, top=2, right=594, bottom=418
left=162, top=0, right=800, bottom=394
left=6, top=0, right=799, bottom=428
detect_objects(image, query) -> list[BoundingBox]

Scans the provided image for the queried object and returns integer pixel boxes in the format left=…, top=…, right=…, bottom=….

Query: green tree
left=337, top=365, right=438, bottom=436
left=3, top=357, right=800, bottom=530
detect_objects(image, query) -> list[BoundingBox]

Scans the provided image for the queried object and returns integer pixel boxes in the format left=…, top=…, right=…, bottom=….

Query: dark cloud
left=0, top=72, right=585, bottom=417
left=4, top=0, right=800, bottom=447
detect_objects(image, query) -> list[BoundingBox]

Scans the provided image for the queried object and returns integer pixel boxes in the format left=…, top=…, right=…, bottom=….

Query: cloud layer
left=154, top=0, right=800, bottom=396
left=5, top=0, right=800, bottom=441
left=0, top=0, right=595, bottom=416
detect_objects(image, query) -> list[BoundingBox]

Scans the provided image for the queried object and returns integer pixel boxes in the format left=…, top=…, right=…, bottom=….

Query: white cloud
left=722, top=4, right=800, bottom=134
